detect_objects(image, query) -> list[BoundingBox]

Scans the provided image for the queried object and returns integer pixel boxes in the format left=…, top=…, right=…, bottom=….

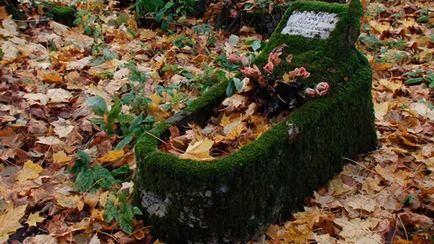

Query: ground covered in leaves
left=0, top=0, right=432, bottom=243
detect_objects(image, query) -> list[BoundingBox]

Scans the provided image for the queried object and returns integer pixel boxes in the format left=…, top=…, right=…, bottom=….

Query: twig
left=397, top=214, right=409, bottom=241
left=97, top=230, right=120, bottom=243
left=342, top=156, right=376, bottom=174
left=144, top=131, right=185, bottom=154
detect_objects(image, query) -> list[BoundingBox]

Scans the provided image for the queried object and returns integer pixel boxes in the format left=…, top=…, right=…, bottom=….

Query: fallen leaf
left=23, top=234, right=58, bottom=244
left=66, top=56, right=92, bottom=70
left=55, top=193, right=84, bottom=211
left=0, top=19, right=18, bottom=36
left=1, top=40, right=19, bottom=60
left=23, top=93, right=49, bottom=106
left=98, top=149, right=124, bottom=163
left=26, top=211, right=45, bottom=227
left=16, top=160, right=43, bottom=183
left=179, top=138, right=214, bottom=161
left=346, top=195, right=377, bottom=213
left=374, top=101, right=390, bottom=120
left=0, top=203, right=27, bottom=242
left=42, top=72, right=63, bottom=84
left=51, top=118, right=74, bottom=138
left=334, top=217, right=382, bottom=243
left=47, top=89, right=72, bottom=103
left=52, top=151, right=72, bottom=164
left=37, top=136, right=63, bottom=145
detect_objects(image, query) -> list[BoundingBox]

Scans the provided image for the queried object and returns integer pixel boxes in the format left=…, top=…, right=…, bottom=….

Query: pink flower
left=263, top=61, right=274, bottom=74
left=305, top=88, right=317, bottom=97
left=268, top=51, right=282, bottom=66
left=228, top=53, right=240, bottom=63
left=287, top=67, right=310, bottom=80
left=315, top=82, right=330, bottom=96
left=239, top=55, right=249, bottom=66
left=268, top=44, right=287, bottom=65
left=240, top=65, right=267, bottom=87
left=240, top=65, right=261, bottom=79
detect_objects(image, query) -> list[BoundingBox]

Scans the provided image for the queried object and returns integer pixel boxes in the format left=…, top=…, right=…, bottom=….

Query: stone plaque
left=281, top=11, right=338, bottom=39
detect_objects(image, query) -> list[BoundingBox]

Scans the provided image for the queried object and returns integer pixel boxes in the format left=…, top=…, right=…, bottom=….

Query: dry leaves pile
left=263, top=0, right=433, bottom=243
left=161, top=45, right=323, bottom=161
left=0, top=1, right=261, bottom=242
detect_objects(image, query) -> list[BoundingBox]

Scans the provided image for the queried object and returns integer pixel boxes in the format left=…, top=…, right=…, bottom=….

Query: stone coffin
left=134, top=0, right=376, bottom=242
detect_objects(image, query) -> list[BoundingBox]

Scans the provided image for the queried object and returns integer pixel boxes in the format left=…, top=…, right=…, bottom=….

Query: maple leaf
left=16, top=160, right=43, bottom=183
left=37, top=136, right=63, bottom=146
left=1, top=40, right=19, bottom=60
left=55, top=193, right=84, bottom=211
left=52, top=151, right=72, bottom=164
left=51, top=118, right=74, bottom=138
left=26, top=211, right=45, bottom=227
left=0, top=203, right=27, bottom=242
left=346, top=195, right=377, bottom=213
left=179, top=138, right=214, bottom=161
left=22, top=234, right=57, bottom=244
left=334, top=217, right=382, bottom=243
left=23, top=93, right=49, bottom=105
left=0, top=19, right=18, bottom=37
left=47, top=88, right=72, bottom=103
left=66, top=56, right=92, bottom=70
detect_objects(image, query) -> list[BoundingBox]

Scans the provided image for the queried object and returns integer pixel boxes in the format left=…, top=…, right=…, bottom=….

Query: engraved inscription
left=281, top=11, right=338, bottom=39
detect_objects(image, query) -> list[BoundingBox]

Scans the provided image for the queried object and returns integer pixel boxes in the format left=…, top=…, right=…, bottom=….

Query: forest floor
left=0, top=0, right=432, bottom=243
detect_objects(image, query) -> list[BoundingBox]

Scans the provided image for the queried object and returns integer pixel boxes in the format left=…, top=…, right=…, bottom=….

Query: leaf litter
left=0, top=0, right=432, bottom=243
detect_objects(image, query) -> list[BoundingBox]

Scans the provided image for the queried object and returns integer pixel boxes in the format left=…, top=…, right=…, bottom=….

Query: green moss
left=43, top=3, right=77, bottom=26
left=135, top=0, right=375, bottom=242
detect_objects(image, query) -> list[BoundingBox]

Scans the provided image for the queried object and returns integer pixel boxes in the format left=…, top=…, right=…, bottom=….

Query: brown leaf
left=0, top=203, right=27, bottom=242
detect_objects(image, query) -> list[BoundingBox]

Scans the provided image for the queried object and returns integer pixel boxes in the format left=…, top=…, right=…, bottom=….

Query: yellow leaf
left=179, top=138, right=214, bottom=161
left=402, top=17, right=415, bottom=28
left=148, top=103, right=171, bottom=121
left=91, top=209, right=104, bottom=221
left=282, top=72, right=290, bottom=83
left=150, top=93, right=162, bottom=104
left=26, top=211, right=45, bottom=227
left=55, top=193, right=84, bottom=211
left=98, top=149, right=124, bottom=163
left=16, top=160, right=43, bottom=183
left=369, top=20, right=390, bottom=33
left=373, top=62, right=393, bottom=72
left=378, top=79, right=402, bottom=92
left=374, top=101, right=390, bottom=120
left=224, top=121, right=246, bottom=141
left=0, top=203, right=27, bottom=242
left=52, top=151, right=72, bottom=164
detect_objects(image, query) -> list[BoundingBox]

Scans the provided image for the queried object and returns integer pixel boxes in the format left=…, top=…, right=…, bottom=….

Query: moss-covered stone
left=134, top=0, right=376, bottom=242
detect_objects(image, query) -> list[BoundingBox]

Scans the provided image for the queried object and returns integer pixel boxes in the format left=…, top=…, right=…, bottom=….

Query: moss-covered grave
left=134, top=0, right=377, bottom=242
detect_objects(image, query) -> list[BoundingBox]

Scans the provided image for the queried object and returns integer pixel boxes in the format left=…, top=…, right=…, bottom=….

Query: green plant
left=404, top=70, right=434, bottom=88
left=104, top=191, right=142, bottom=234
left=71, top=151, right=140, bottom=234
left=71, top=151, right=131, bottom=192
left=135, top=0, right=199, bottom=30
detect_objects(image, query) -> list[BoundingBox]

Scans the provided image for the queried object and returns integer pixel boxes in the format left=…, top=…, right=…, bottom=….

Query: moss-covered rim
left=135, top=0, right=365, bottom=175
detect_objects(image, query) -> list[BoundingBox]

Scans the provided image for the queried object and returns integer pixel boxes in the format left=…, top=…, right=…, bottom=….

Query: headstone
left=281, top=11, right=338, bottom=39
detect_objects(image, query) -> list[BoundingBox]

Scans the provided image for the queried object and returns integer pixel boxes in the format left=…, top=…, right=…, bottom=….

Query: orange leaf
left=42, top=72, right=63, bottom=84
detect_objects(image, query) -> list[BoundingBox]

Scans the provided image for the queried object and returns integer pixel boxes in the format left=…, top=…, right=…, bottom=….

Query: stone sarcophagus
left=134, top=0, right=376, bottom=242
